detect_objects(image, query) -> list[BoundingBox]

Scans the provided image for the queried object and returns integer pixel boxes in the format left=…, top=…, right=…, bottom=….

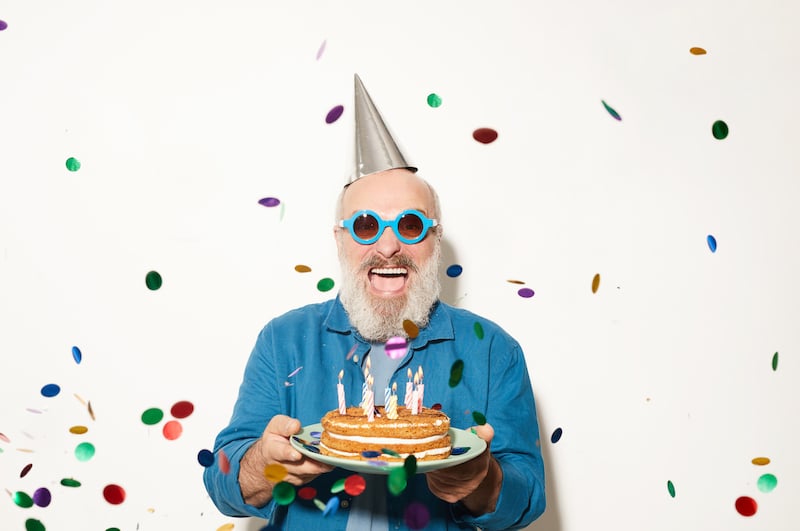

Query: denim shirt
left=203, top=296, right=546, bottom=530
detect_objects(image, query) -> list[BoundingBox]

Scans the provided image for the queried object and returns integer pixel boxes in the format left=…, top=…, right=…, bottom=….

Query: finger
left=265, top=415, right=302, bottom=438
left=472, top=422, right=494, bottom=445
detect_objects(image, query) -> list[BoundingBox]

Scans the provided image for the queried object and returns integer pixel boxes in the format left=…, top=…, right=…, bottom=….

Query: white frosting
left=327, top=432, right=447, bottom=445
left=319, top=441, right=451, bottom=459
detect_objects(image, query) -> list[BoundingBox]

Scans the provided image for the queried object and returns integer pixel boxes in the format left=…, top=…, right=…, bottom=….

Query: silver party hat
left=350, top=73, right=417, bottom=183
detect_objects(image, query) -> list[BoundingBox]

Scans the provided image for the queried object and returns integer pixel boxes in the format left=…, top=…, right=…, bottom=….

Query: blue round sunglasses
left=338, top=209, right=438, bottom=245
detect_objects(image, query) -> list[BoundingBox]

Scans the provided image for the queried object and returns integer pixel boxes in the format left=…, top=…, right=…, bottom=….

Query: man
left=204, top=75, right=546, bottom=530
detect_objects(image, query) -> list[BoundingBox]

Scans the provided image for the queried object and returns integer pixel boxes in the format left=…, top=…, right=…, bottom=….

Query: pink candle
left=404, top=368, right=413, bottom=409
left=411, top=372, right=420, bottom=415
left=416, top=367, right=425, bottom=411
left=337, top=370, right=346, bottom=414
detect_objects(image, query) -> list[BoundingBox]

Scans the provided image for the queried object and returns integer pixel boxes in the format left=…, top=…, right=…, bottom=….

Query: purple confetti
left=258, top=197, right=280, bottom=207
left=0, top=20, right=7, bottom=31
left=325, top=105, right=344, bottom=124
left=404, top=501, right=431, bottom=530
left=287, top=366, right=303, bottom=378
left=517, top=287, right=535, bottom=298
left=33, top=488, right=52, bottom=507
left=316, top=39, right=327, bottom=60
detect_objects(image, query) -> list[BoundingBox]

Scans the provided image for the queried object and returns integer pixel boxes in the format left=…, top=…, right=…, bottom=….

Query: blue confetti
left=707, top=234, right=717, bottom=253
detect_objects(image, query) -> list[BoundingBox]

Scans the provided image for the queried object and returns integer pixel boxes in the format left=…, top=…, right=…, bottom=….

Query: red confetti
left=170, top=400, right=194, bottom=419
left=103, top=484, right=126, bottom=505
left=20, top=463, right=33, bottom=478
left=298, top=486, right=317, bottom=500
left=344, top=474, right=366, bottom=496
left=735, top=496, right=757, bottom=517
left=472, top=128, right=498, bottom=144
left=218, top=449, right=231, bottom=474
left=162, top=420, right=183, bottom=440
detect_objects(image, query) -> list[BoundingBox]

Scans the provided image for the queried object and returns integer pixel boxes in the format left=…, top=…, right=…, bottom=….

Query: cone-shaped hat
left=350, top=74, right=416, bottom=183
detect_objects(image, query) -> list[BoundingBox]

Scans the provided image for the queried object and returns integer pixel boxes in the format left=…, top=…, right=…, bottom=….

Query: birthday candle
left=416, top=367, right=425, bottom=411
left=361, top=360, right=370, bottom=409
left=337, top=370, right=346, bottom=415
left=384, top=386, right=391, bottom=408
left=411, top=372, right=420, bottom=415
left=404, top=367, right=413, bottom=409
left=387, top=382, right=398, bottom=419
left=366, top=375, right=375, bottom=422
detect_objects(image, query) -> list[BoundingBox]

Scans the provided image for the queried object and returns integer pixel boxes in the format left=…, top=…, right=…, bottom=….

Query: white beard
left=339, top=243, right=441, bottom=342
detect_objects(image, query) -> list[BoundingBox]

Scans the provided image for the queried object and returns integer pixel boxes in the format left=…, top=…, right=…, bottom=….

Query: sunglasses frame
left=338, top=209, right=438, bottom=245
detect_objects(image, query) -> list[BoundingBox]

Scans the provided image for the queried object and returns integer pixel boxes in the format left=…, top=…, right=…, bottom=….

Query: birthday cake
left=319, top=406, right=452, bottom=461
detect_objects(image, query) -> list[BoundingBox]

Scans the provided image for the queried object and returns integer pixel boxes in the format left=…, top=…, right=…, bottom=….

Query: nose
left=373, top=226, right=402, bottom=258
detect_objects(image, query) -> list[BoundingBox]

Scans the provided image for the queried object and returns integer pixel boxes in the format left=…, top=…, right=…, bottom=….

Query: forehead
left=342, top=170, right=434, bottom=216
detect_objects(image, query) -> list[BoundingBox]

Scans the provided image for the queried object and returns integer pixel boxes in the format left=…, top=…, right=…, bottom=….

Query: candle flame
left=413, top=372, right=420, bottom=385
left=407, top=367, right=413, bottom=379
left=338, top=369, right=343, bottom=380
left=392, top=382, right=397, bottom=392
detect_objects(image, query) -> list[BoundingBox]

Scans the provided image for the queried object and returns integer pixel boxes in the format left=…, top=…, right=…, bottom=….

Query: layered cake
left=319, top=406, right=451, bottom=461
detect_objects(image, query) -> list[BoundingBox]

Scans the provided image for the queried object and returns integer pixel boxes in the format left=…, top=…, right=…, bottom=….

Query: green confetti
left=75, top=442, right=96, bottom=462
left=65, top=157, right=81, bottom=171
left=403, top=454, right=417, bottom=477
left=757, top=473, right=777, bottom=493
left=145, top=270, right=162, bottom=291
left=667, top=480, right=676, bottom=498
left=317, top=277, right=335, bottom=292
left=273, top=481, right=296, bottom=505
left=472, top=411, right=487, bottom=425
left=473, top=322, right=484, bottom=340
left=381, top=448, right=400, bottom=458
left=141, top=407, right=164, bottom=425
left=427, top=93, right=442, bottom=108
left=26, top=520, right=46, bottom=531
left=387, top=467, right=407, bottom=496
left=331, top=478, right=346, bottom=493
left=60, top=478, right=81, bottom=487
left=13, top=491, right=34, bottom=508
left=772, top=351, right=779, bottom=371
left=601, top=100, right=622, bottom=121
left=449, top=359, right=464, bottom=387
left=712, top=120, right=729, bottom=140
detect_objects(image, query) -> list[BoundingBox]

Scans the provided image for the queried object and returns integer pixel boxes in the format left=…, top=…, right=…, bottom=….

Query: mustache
left=360, top=254, right=418, bottom=273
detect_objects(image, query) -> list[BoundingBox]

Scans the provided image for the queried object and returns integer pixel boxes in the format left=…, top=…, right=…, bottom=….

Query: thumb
left=472, top=422, right=495, bottom=446
left=265, top=415, right=301, bottom=438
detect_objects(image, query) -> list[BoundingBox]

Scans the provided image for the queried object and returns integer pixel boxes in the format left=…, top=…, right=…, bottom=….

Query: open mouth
left=368, top=267, right=408, bottom=294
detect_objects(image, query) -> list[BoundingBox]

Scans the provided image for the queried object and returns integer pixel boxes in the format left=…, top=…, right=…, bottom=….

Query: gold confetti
left=506, top=279, right=525, bottom=285
left=592, top=273, right=601, bottom=293
left=69, top=426, right=88, bottom=435
left=689, top=47, right=707, bottom=55
left=402, top=319, right=419, bottom=339
left=752, top=457, right=771, bottom=466
left=87, top=401, right=95, bottom=421
left=294, top=264, right=312, bottom=273
left=264, top=463, right=287, bottom=482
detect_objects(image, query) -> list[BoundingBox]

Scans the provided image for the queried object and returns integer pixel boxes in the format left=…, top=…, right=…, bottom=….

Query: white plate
left=290, top=423, right=486, bottom=475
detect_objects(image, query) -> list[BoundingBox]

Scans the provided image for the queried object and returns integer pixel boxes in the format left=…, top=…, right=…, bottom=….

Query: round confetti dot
left=385, top=336, right=408, bottom=359
left=601, top=100, right=622, bottom=121
left=41, top=383, right=61, bottom=397
left=445, top=264, right=463, bottom=277
left=518, top=287, right=535, bottom=298
left=403, top=455, right=417, bottom=477
left=472, top=411, right=487, bottom=425
left=317, top=277, right=335, bottom=292
left=707, top=234, right=717, bottom=253
left=145, top=270, right=162, bottom=290
left=757, top=473, right=777, bottom=493
left=735, top=496, right=757, bottom=516
left=298, top=486, right=317, bottom=500
left=272, top=482, right=296, bottom=505
left=361, top=450, right=381, bottom=459
left=592, top=273, right=601, bottom=293
left=25, top=520, right=45, bottom=531
left=690, top=47, right=707, bottom=55
left=75, top=442, right=96, bottom=462
left=33, top=487, right=52, bottom=507
left=162, top=420, right=183, bottom=440
left=170, top=400, right=194, bottom=419
left=0, top=432, right=10, bottom=443
left=472, top=127, right=498, bottom=144
left=667, top=480, right=676, bottom=498
left=65, top=157, right=81, bottom=171
left=771, top=352, right=778, bottom=371
left=13, top=491, right=34, bottom=508
left=449, top=359, right=464, bottom=387
left=294, top=264, right=311, bottom=273
left=550, top=427, right=563, bottom=444
left=72, top=345, right=82, bottom=364
left=752, top=456, right=770, bottom=466
left=427, top=93, right=442, bottom=108
left=264, top=463, right=287, bottom=482
left=60, top=478, right=81, bottom=487
left=387, top=467, right=407, bottom=495
left=712, top=120, right=729, bottom=140
left=404, top=501, right=431, bottom=530
left=218, top=449, right=231, bottom=474
left=141, top=408, right=164, bottom=425
left=258, top=197, right=281, bottom=207
left=0, top=21, right=7, bottom=32
left=344, top=474, right=366, bottom=496
left=70, top=425, right=88, bottom=435
left=103, top=484, right=126, bottom=505
left=21, top=463, right=33, bottom=477
left=326, top=105, right=344, bottom=124
left=402, top=319, right=419, bottom=338
left=451, top=447, right=469, bottom=456
left=473, top=321, right=484, bottom=340
left=197, top=449, right=215, bottom=467
left=324, top=496, right=340, bottom=516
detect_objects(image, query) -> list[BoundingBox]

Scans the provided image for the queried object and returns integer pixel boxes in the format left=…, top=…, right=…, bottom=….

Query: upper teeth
left=371, top=267, right=407, bottom=275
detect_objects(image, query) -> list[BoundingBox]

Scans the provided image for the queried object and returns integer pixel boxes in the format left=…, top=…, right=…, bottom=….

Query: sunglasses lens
left=397, top=212, right=424, bottom=240
left=352, top=213, right=380, bottom=241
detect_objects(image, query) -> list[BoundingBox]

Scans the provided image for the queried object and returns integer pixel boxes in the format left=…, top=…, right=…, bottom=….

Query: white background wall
left=1, top=1, right=797, bottom=530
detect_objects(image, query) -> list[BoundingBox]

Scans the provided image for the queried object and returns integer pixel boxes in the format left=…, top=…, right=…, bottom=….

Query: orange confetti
left=752, top=457, right=771, bottom=466
left=69, top=426, right=88, bottom=435
left=592, top=273, right=601, bottom=293
left=506, top=279, right=525, bottom=285
left=264, top=463, right=287, bottom=482
left=294, top=264, right=312, bottom=273
left=403, top=319, right=420, bottom=339
left=689, top=47, right=707, bottom=55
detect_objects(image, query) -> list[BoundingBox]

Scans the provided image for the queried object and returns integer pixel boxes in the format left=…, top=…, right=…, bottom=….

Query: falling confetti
left=145, top=270, right=163, bottom=290
left=507, top=279, right=525, bottom=285
left=103, top=484, right=126, bottom=505
left=141, top=408, right=164, bottom=425
left=387, top=467, right=407, bottom=495
left=402, top=319, right=419, bottom=338
left=294, top=264, right=312, bottom=273
left=771, top=352, right=778, bottom=371
left=667, top=480, right=676, bottom=498
left=757, top=473, right=777, bottom=493
left=13, top=491, right=34, bottom=508
left=26, top=520, right=45, bottom=531
left=72, top=346, right=82, bottom=364
left=331, top=478, right=346, bottom=493
left=317, top=277, right=335, bottom=292
left=32, top=488, right=51, bottom=507
left=344, top=474, right=366, bottom=496
left=472, top=128, right=498, bottom=144
left=218, top=449, right=231, bottom=474
left=298, top=486, right=317, bottom=500
left=592, top=273, right=600, bottom=293
left=287, top=367, right=303, bottom=378
left=217, top=525, right=235, bottom=531
left=601, top=100, right=622, bottom=121
left=273, top=482, right=296, bottom=505
left=323, top=496, right=339, bottom=516
left=427, top=93, right=442, bottom=108
left=0, top=432, right=10, bottom=443
left=473, top=321, right=484, bottom=340
left=41, top=383, right=61, bottom=397
left=446, top=264, right=462, bottom=277
left=472, top=411, right=487, bottom=425
left=690, top=47, right=707, bottom=55
left=707, top=234, right=717, bottom=253
left=712, top=120, right=729, bottom=139
left=385, top=336, right=408, bottom=359
left=258, top=197, right=281, bottom=207
left=752, top=456, right=770, bottom=466
left=404, top=501, right=431, bottom=529
left=0, top=20, right=9, bottom=31
left=517, top=287, right=535, bottom=298
left=60, top=478, right=81, bottom=487
left=264, top=464, right=287, bottom=482
left=197, top=449, right=215, bottom=467
left=74, top=442, right=96, bottom=461
left=316, top=39, right=326, bottom=60
left=325, top=105, right=344, bottom=124
left=163, top=420, right=183, bottom=440
left=170, top=400, right=194, bottom=419
left=735, top=496, right=757, bottom=516
left=20, top=463, right=33, bottom=477
left=550, top=427, right=563, bottom=444
left=449, top=359, right=465, bottom=387
left=404, top=455, right=417, bottom=477
left=65, top=157, right=81, bottom=171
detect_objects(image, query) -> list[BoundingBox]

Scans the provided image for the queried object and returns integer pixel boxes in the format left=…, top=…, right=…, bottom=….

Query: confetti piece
left=264, top=464, right=287, bottom=482
left=0, top=21, right=7, bottom=31
left=712, top=120, right=729, bottom=139
left=387, top=467, right=407, bottom=495
left=317, top=277, right=335, bottom=292
left=772, top=352, right=778, bottom=371
left=667, top=480, right=676, bottom=498
left=313, top=498, right=326, bottom=511
left=197, top=449, right=215, bottom=467
left=404, top=455, right=417, bottom=477
left=404, top=501, right=430, bottom=530
left=445, top=264, right=462, bottom=277
left=145, top=270, right=162, bottom=290
left=13, top=491, right=34, bottom=508
left=258, top=197, right=281, bottom=207
left=427, top=93, right=442, bottom=108
left=170, top=400, right=194, bottom=419
left=162, top=420, right=183, bottom=440
left=361, top=450, right=381, bottom=459
left=601, top=100, right=622, bottom=121
left=517, top=287, right=535, bottom=298
left=218, top=449, right=231, bottom=474
left=381, top=448, right=401, bottom=458
left=690, top=47, right=707, bottom=55
left=87, top=401, right=95, bottom=420
left=72, top=346, right=82, bottom=364
left=295, top=264, right=312, bottom=273
left=41, top=383, right=61, bottom=398
left=707, top=234, right=717, bottom=253
left=316, top=39, right=326, bottom=60
left=386, top=337, right=408, bottom=359
left=273, top=482, right=296, bottom=505
left=141, top=408, right=164, bottom=425
left=344, top=474, right=366, bottom=496
left=323, top=496, right=340, bottom=516
left=592, top=273, right=600, bottom=294
left=0, top=432, right=10, bottom=443
left=32, top=487, right=51, bottom=507
left=402, top=319, right=419, bottom=338
left=298, top=486, right=317, bottom=500
left=472, top=128, right=498, bottom=144
left=507, top=279, right=525, bottom=284
left=25, top=520, right=45, bottom=531
left=757, top=473, right=777, bottom=493
left=65, top=157, right=81, bottom=171
left=325, top=105, right=344, bottom=124
left=60, top=478, right=81, bottom=487
left=330, top=478, right=346, bottom=494
left=346, top=343, right=357, bottom=361
left=752, top=456, right=770, bottom=466
left=472, top=411, right=487, bottom=425
left=449, top=360, right=464, bottom=387
left=287, top=366, right=303, bottom=378
left=216, top=525, right=234, bottom=531
left=74, top=442, right=95, bottom=462
left=21, top=463, right=33, bottom=477
left=735, top=496, right=757, bottom=517
left=473, top=321, right=484, bottom=340
left=103, top=484, right=126, bottom=505
left=430, top=403, right=442, bottom=410
left=451, top=447, right=469, bottom=456
left=550, top=427, right=563, bottom=444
